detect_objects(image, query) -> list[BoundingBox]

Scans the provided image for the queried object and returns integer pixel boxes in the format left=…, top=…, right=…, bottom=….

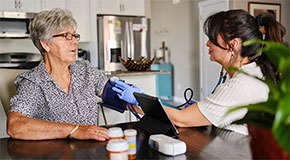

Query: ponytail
left=253, top=14, right=287, bottom=83
left=262, top=16, right=287, bottom=45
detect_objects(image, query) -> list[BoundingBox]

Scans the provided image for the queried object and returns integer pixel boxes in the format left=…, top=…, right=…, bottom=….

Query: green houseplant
left=227, top=39, right=290, bottom=158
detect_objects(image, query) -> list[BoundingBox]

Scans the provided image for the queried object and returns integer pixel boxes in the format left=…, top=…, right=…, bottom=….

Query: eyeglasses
left=52, top=32, right=80, bottom=41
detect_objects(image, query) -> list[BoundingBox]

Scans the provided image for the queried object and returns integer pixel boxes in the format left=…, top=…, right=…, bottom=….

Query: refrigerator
left=97, top=16, right=150, bottom=71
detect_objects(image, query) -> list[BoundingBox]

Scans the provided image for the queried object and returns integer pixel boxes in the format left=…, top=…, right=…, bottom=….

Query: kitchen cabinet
left=67, top=0, right=90, bottom=42
left=151, top=64, right=173, bottom=101
left=97, top=0, right=145, bottom=16
left=0, top=0, right=41, bottom=13
left=41, top=0, right=66, bottom=10
left=41, top=0, right=90, bottom=42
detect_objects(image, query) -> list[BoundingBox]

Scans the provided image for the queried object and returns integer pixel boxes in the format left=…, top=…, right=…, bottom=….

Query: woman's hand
left=70, top=125, right=108, bottom=141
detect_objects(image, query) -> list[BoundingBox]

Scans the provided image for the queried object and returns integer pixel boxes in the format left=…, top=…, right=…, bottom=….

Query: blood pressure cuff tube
left=101, top=80, right=128, bottom=113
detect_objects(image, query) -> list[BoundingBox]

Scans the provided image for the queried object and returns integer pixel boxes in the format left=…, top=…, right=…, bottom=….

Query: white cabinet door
left=67, top=0, right=90, bottom=42
left=0, top=0, right=15, bottom=11
left=0, top=0, right=41, bottom=13
left=96, top=0, right=145, bottom=16
left=40, top=0, right=90, bottom=42
left=42, top=0, right=67, bottom=10
left=121, top=0, right=144, bottom=16
left=97, top=0, right=120, bottom=15
left=18, top=0, right=41, bottom=12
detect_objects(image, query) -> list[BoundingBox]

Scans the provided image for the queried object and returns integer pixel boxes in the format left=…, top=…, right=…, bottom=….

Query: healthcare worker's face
left=206, top=34, right=230, bottom=66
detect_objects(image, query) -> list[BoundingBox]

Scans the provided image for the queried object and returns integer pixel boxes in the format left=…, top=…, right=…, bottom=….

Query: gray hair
left=29, top=8, right=77, bottom=55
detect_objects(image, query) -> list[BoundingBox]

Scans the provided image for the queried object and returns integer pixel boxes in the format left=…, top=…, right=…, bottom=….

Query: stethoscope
left=211, top=45, right=234, bottom=94
left=128, top=87, right=195, bottom=120
left=211, top=67, right=227, bottom=94
left=128, top=87, right=195, bottom=119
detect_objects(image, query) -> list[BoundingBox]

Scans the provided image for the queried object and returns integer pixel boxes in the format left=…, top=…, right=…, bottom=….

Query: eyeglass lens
left=53, top=32, right=80, bottom=41
left=66, top=33, right=80, bottom=41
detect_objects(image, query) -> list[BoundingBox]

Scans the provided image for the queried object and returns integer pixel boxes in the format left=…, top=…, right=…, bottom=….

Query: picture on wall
left=248, top=2, right=281, bottom=22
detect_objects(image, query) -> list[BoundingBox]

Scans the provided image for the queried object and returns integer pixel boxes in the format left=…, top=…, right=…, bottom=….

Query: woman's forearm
left=7, top=112, right=74, bottom=140
left=163, top=103, right=212, bottom=127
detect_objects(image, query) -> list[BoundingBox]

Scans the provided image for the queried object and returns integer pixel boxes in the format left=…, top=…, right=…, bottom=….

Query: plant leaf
left=273, top=93, right=290, bottom=130
left=271, top=93, right=290, bottom=155
left=233, top=40, right=290, bottom=155
left=227, top=101, right=276, bottom=115
left=272, top=123, right=290, bottom=156
left=280, top=74, right=290, bottom=94
left=264, top=78, right=281, bottom=101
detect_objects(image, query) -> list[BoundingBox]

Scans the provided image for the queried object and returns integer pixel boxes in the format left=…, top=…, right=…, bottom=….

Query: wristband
left=68, top=124, right=79, bottom=138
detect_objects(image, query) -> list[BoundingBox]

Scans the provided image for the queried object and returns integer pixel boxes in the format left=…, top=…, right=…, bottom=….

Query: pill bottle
left=106, top=139, right=129, bottom=160
left=108, top=127, right=124, bottom=140
left=124, top=129, right=137, bottom=159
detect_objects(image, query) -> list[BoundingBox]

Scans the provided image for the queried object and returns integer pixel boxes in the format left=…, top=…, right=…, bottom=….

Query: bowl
left=119, top=56, right=155, bottom=71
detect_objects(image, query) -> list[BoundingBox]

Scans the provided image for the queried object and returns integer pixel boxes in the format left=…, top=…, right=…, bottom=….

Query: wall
left=151, top=0, right=202, bottom=102
left=151, top=0, right=289, bottom=102
left=232, top=0, right=289, bottom=42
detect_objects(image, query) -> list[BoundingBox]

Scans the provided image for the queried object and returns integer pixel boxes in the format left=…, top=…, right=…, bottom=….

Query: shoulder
left=233, top=62, right=269, bottom=96
left=205, top=63, right=269, bottom=106
left=70, top=60, right=108, bottom=86
left=15, top=61, right=50, bottom=86
left=238, top=62, right=264, bottom=79
left=71, top=60, right=105, bottom=75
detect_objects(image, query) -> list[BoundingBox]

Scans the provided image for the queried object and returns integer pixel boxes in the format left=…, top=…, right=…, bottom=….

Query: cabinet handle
left=14, top=0, right=17, bottom=9
left=19, top=1, right=22, bottom=9
left=14, top=0, right=22, bottom=9
left=120, top=4, right=124, bottom=12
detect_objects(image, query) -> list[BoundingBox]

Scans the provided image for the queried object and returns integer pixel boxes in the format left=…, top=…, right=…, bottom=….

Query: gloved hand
left=184, top=100, right=196, bottom=108
left=112, top=80, right=141, bottom=106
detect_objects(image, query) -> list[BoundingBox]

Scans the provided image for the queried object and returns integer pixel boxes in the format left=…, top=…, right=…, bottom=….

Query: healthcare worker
left=112, top=9, right=287, bottom=135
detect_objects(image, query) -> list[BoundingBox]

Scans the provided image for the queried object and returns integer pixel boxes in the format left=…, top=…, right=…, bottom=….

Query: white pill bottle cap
left=124, top=129, right=137, bottom=136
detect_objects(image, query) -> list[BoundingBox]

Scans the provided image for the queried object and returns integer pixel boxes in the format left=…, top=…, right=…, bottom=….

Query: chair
left=0, top=69, right=27, bottom=115
left=0, top=69, right=27, bottom=138
left=0, top=99, right=8, bottom=138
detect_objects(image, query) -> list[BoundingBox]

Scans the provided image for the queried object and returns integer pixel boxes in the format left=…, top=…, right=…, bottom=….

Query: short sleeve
left=197, top=78, right=249, bottom=134
left=9, top=79, right=44, bottom=117
left=92, top=69, right=108, bottom=96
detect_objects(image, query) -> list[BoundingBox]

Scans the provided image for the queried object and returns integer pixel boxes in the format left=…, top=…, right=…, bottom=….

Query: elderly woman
left=7, top=8, right=109, bottom=140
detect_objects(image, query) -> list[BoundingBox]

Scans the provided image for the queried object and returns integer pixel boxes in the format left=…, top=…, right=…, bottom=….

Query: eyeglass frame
left=52, top=32, right=80, bottom=41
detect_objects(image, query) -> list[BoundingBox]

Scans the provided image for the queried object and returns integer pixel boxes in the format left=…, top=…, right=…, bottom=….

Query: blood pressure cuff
left=101, top=80, right=128, bottom=113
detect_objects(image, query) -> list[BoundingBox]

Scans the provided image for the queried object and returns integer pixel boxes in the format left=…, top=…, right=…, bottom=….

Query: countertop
left=105, top=70, right=170, bottom=77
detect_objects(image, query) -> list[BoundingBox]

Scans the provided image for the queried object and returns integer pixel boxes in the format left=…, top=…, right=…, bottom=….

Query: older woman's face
left=206, top=34, right=231, bottom=66
left=47, top=26, right=79, bottom=65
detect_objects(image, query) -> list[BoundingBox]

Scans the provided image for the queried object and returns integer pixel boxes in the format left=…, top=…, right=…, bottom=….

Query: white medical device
left=148, top=134, right=186, bottom=156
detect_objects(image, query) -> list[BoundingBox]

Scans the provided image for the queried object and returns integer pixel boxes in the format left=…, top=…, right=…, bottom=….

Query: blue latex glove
left=112, top=80, right=141, bottom=106
left=184, top=100, right=196, bottom=108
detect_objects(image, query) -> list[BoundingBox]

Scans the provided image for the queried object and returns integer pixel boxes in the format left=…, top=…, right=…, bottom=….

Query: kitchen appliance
left=0, top=52, right=42, bottom=69
left=77, top=48, right=90, bottom=61
left=0, top=11, right=36, bottom=38
left=97, top=16, right=150, bottom=71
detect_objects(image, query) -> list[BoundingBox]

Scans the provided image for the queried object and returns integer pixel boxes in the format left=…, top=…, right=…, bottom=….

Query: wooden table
left=0, top=122, right=252, bottom=159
